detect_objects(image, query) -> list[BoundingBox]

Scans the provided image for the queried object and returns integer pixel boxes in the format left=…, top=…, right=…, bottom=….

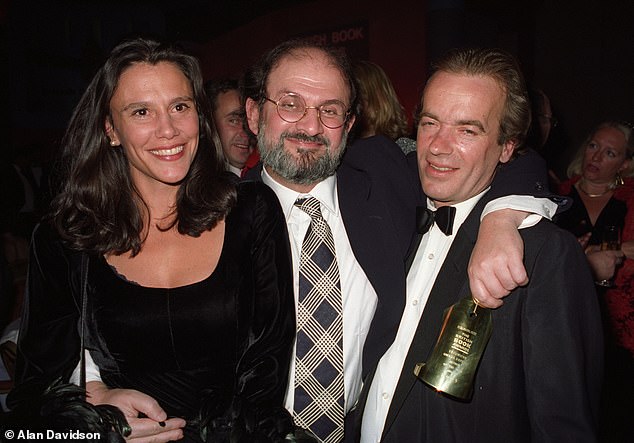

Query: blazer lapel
left=337, top=165, right=409, bottom=375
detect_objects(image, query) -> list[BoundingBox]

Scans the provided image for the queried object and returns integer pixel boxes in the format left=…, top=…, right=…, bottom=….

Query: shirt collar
left=427, top=186, right=490, bottom=235
left=226, top=163, right=242, bottom=177
left=261, top=167, right=339, bottom=221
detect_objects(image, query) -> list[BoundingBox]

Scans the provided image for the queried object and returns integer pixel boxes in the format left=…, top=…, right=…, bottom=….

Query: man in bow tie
left=359, top=47, right=604, bottom=443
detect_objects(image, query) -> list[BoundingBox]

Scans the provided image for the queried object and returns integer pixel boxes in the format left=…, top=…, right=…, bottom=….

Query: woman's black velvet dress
left=9, top=182, right=296, bottom=442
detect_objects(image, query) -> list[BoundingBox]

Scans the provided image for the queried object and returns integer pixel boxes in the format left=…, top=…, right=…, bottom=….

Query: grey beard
left=257, top=125, right=348, bottom=185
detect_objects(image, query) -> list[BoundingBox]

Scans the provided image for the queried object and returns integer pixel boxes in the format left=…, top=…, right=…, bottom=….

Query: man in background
left=205, top=78, right=254, bottom=176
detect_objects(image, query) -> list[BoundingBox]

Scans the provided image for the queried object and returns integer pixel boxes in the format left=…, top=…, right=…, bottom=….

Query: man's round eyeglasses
left=264, top=93, right=350, bottom=129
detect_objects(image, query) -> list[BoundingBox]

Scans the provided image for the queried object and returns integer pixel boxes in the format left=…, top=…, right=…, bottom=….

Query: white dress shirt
left=261, top=168, right=378, bottom=414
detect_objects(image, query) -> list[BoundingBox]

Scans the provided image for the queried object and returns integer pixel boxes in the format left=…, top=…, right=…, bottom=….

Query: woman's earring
left=615, top=173, right=625, bottom=187
left=110, top=139, right=119, bottom=147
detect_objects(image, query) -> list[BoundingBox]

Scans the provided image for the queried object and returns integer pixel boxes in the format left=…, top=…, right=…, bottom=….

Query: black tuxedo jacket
left=379, top=189, right=603, bottom=442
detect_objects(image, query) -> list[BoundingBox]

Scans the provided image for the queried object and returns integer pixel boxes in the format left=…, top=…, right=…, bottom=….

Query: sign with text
left=293, top=21, right=369, bottom=60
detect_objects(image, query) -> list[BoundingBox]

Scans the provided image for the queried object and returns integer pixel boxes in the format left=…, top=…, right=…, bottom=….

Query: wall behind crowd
left=198, top=0, right=633, bottom=172
left=1, top=0, right=632, bottom=174
left=197, top=0, right=426, bottom=131
left=529, top=0, right=633, bottom=170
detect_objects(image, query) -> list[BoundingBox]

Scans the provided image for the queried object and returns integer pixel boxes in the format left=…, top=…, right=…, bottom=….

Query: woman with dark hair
left=7, top=38, right=297, bottom=442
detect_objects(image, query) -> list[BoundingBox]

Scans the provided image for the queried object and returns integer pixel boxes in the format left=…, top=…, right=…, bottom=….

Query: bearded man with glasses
left=241, top=39, right=561, bottom=442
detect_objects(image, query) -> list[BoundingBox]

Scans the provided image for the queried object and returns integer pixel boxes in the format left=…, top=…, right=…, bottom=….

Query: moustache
left=281, top=131, right=330, bottom=147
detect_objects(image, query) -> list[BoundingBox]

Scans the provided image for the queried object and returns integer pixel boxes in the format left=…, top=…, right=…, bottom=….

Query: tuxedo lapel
left=405, top=232, right=423, bottom=273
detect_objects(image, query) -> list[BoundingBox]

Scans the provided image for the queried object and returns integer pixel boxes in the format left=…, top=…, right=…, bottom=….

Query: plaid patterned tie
left=293, top=197, right=344, bottom=443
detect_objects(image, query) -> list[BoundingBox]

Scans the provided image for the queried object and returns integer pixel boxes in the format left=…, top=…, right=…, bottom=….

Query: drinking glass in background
left=597, top=225, right=620, bottom=287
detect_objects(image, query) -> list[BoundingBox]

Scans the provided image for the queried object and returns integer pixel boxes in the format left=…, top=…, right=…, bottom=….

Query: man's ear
left=499, top=140, right=516, bottom=164
left=245, top=98, right=260, bottom=136
left=344, top=114, right=356, bottom=133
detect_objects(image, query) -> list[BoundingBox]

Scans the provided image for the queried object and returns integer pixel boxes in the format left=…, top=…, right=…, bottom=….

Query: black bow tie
left=416, top=205, right=456, bottom=236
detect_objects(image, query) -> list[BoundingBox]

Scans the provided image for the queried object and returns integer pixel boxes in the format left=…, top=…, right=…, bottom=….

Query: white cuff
left=69, top=350, right=103, bottom=385
left=482, top=196, right=558, bottom=229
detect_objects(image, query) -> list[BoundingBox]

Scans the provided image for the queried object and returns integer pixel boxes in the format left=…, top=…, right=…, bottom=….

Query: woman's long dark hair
left=50, top=38, right=236, bottom=255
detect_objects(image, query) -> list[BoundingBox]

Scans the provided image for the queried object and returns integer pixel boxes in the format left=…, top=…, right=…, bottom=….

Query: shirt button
left=428, top=253, right=434, bottom=260
left=412, top=299, right=418, bottom=306
left=382, top=392, right=389, bottom=400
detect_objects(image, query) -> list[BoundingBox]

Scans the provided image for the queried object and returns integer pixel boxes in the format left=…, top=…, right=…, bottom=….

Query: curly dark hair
left=50, top=37, right=236, bottom=255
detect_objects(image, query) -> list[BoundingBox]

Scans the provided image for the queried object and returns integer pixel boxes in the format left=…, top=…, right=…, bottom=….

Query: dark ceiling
left=0, top=0, right=318, bottom=136
left=28, top=0, right=316, bottom=43
left=159, top=0, right=315, bottom=42
left=0, top=0, right=317, bottom=45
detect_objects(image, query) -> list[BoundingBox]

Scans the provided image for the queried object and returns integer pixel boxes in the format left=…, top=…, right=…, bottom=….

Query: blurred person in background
left=352, top=60, right=416, bottom=154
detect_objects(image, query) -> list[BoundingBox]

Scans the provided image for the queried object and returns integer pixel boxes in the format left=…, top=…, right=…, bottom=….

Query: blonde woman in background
left=555, top=120, right=634, bottom=442
left=352, top=60, right=415, bottom=153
